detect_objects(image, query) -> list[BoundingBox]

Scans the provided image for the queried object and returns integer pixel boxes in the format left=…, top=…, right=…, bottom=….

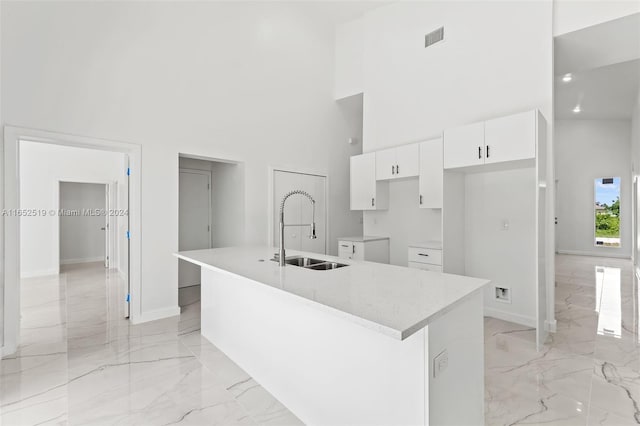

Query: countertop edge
left=174, top=251, right=488, bottom=341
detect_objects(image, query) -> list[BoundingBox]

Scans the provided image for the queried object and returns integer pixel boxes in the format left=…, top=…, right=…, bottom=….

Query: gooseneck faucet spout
left=279, top=190, right=317, bottom=266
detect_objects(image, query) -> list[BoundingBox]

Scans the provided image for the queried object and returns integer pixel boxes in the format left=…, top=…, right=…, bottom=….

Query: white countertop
left=409, top=240, right=443, bottom=250
left=176, top=246, right=489, bottom=340
left=337, top=235, right=389, bottom=242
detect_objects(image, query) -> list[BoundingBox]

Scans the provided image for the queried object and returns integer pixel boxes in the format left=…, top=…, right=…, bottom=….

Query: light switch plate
left=433, top=349, right=448, bottom=378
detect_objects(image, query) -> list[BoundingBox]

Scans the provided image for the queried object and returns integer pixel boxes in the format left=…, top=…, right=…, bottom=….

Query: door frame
left=55, top=180, right=116, bottom=270
left=178, top=167, right=213, bottom=249
left=268, top=165, right=329, bottom=255
left=2, top=126, right=142, bottom=357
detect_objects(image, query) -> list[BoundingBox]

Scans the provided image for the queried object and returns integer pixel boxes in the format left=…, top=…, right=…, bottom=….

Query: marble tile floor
left=486, top=255, right=639, bottom=425
left=1, top=255, right=638, bottom=425
left=0, top=262, right=302, bottom=426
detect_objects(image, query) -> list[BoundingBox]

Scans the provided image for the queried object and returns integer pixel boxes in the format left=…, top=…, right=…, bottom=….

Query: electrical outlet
left=433, top=349, right=448, bottom=378
left=495, top=286, right=511, bottom=303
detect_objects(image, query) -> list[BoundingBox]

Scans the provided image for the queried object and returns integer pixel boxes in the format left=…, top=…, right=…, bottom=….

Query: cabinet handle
left=478, top=146, right=482, bottom=159
left=396, top=165, right=399, bottom=174
left=486, top=145, right=490, bottom=158
left=419, top=194, right=423, bottom=205
left=371, top=197, right=375, bottom=207
left=352, top=245, right=355, bottom=254
left=418, top=253, right=429, bottom=257
left=340, top=244, right=349, bottom=248
left=391, top=165, right=395, bottom=175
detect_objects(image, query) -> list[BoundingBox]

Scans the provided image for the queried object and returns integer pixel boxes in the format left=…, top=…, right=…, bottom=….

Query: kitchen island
left=176, top=246, right=489, bottom=426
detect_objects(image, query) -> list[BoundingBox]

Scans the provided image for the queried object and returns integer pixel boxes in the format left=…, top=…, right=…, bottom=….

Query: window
left=594, top=177, right=620, bottom=247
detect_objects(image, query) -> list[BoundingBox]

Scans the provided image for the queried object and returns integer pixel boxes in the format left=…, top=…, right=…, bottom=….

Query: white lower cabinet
left=408, top=262, right=443, bottom=273
left=338, top=237, right=389, bottom=263
left=407, top=245, right=442, bottom=272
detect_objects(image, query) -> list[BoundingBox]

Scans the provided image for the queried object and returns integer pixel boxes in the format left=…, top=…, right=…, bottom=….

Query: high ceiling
left=554, top=13, right=640, bottom=120
left=555, top=59, right=640, bottom=120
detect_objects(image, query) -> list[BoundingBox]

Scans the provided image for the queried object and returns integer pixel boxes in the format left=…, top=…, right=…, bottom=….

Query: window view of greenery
left=595, top=177, right=621, bottom=248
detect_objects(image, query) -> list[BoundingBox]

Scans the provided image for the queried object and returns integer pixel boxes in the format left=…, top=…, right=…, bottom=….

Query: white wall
left=364, top=179, right=441, bottom=266
left=2, top=2, right=361, bottom=320
left=465, top=168, right=537, bottom=325
left=0, top=2, right=4, bottom=351
left=555, top=120, right=632, bottom=257
left=353, top=1, right=553, bottom=265
left=334, top=17, right=364, bottom=99
left=553, top=0, right=640, bottom=36
left=19, top=141, right=125, bottom=277
left=59, top=182, right=106, bottom=264
left=360, top=1, right=552, bottom=153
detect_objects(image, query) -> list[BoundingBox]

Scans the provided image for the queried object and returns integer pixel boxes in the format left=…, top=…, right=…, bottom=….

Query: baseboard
left=60, top=256, right=104, bottom=265
left=133, top=306, right=181, bottom=324
left=556, top=249, right=631, bottom=259
left=1, top=343, right=17, bottom=358
left=545, top=319, right=557, bottom=333
left=20, top=268, right=59, bottom=278
left=484, top=307, right=536, bottom=328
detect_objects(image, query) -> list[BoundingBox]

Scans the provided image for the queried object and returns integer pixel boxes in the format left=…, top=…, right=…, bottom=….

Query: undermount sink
left=271, top=256, right=348, bottom=271
left=305, top=262, right=348, bottom=270
left=284, top=257, right=326, bottom=267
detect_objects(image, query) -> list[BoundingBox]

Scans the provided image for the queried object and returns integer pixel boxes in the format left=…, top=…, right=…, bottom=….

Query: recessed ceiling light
left=562, top=73, right=573, bottom=82
left=573, top=105, right=581, bottom=113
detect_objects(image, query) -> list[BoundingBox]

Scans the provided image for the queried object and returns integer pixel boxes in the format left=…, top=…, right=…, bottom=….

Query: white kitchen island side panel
left=201, top=267, right=427, bottom=426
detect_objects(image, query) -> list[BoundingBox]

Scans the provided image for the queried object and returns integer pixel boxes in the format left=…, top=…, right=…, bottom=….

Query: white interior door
left=273, top=170, right=327, bottom=255
left=179, top=169, right=212, bottom=288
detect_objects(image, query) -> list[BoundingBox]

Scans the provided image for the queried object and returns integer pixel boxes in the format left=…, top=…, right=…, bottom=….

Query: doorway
left=59, top=182, right=110, bottom=268
left=554, top=16, right=638, bottom=259
left=2, top=127, right=141, bottom=357
left=177, top=155, right=244, bottom=308
left=272, top=169, right=328, bottom=255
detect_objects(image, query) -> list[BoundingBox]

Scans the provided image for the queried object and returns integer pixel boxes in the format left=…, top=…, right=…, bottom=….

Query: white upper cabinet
left=375, top=143, right=419, bottom=180
left=375, top=148, right=397, bottom=180
left=396, top=144, right=420, bottom=177
left=350, top=153, right=389, bottom=210
left=444, top=110, right=539, bottom=170
left=443, top=122, right=485, bottom=169
left=484, top=110, right=536, bottom=165
left=418, top=137, right=443, bottom=209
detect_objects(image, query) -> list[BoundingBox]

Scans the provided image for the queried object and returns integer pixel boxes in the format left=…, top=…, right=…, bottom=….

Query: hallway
left=486, top=255, right=639, bottom=425
left=0, top=263, right=301, bottom=425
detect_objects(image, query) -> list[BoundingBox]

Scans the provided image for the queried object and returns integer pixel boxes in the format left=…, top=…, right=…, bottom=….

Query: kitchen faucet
left=278, top=190, right=317, bottom=266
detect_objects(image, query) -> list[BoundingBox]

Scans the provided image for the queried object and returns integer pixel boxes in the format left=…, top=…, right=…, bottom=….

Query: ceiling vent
left=425, top=27, right=444, bottom=48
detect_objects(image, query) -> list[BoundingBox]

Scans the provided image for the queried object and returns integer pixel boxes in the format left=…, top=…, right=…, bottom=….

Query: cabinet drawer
left=408, top=247, right=442, bottom=265
left=338, top=241, right=353, bottom=259
left=408, top=262, right=443, bottom=272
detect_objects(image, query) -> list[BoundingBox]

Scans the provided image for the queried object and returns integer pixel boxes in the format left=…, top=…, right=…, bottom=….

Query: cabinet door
left=375, top=148, right=396, bottom=180
left=350, top=153, right=376, bottom=210
left=408, top=262, right=443, bottom=272
left=484, top=110, right=536, bottom=165
left=352, top=242, right=365, bottom=261
left=395, top=144, right=420, bottom=178
left=418, top=137, right=443, bottom=208
left=338, top=241, right=354, bottom=259
left=443, top=122, right=485, bottom=169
